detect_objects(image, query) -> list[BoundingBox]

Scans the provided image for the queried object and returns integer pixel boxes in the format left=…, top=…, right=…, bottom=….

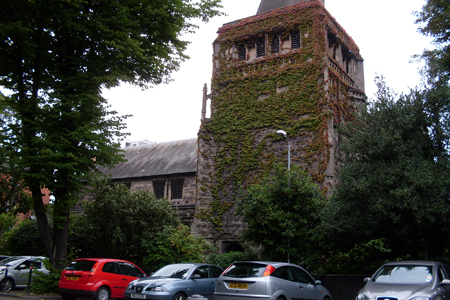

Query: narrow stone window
left=271, top=35, right=280, bottom=53
left=291, top=30, right=301, bottom=49
left=238, top=45, right=246, bottom=60
left=171, top=180, right=184, bottom=200
left=256, top=38, right=265, bottom=57
left=153, top=181, right=165, bottom=199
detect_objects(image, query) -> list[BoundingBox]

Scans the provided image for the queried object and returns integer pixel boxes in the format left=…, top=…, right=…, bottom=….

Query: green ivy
left=197, top=1, right=361, bottom=234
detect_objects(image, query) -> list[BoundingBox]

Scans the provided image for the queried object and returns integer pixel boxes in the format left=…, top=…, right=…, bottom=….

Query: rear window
left=222, top=263, right=267, bottom=278
left=66, top=260, right=97, bottom=271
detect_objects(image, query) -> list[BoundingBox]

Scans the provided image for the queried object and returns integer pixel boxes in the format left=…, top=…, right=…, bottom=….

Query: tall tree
left=415, top=0, right=450, bottom=78
left=322, top=77, right=450, bottom=271
left=0, top=0, right=222, bottom=268
left=237, top=163, right=324, bottom=264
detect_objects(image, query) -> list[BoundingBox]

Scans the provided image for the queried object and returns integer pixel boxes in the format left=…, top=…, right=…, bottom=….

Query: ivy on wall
left=196, top=0, right=363, bottom=235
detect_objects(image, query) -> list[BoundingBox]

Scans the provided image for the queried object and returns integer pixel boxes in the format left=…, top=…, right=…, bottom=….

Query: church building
left=193, top=0, right=365, bottom=252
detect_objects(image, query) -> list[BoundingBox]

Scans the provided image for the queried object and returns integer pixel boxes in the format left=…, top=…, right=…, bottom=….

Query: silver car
left=357, top=260, right=450, bottom=300
left=125, top=263, right=223, bottom=300
left=0, top=256, right=48, bottom=291
left=215, top=261, right=332, bottom=300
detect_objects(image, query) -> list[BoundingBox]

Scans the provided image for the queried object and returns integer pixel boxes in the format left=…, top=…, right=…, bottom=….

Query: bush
left=2, top=219, right=46, bottom=256
left=142, top=224, right=215, bottom=272
left=31, top=259, right=61, bottom=294
left=207, top=251, right=257, bottom=270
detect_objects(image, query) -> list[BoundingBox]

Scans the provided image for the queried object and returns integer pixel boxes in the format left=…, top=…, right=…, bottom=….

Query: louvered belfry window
left=271, top=35, right=280, bottom=53
left=238, top=45, right=246, bottom=60
left=256, top=38, right=265, bottom=57
left=291, top=30, right=301, bottom=49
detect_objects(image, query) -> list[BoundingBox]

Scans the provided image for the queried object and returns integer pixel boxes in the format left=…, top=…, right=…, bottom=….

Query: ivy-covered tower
left=193, top=0, right=365, bottom=252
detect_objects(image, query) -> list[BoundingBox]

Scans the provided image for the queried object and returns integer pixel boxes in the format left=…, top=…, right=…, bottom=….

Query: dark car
left=125, top=263, right=224, bottom=300
left=357, top=260, right=450, bottom=300
left=59, top=258, right=146, bottom=300
left=215, top=261, right=331, bottom=300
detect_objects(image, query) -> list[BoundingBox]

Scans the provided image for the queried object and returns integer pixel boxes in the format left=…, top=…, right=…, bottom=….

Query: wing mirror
left=191, top=274, right=201, bottom=279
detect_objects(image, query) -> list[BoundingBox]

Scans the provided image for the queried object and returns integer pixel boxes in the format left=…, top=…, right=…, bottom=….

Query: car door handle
left=123, top=278, right=128, bottom=281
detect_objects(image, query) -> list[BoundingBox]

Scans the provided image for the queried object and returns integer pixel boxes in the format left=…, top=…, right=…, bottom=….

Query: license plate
left=229, top=283, right=248, bottom=289
left=131, top=294, right=146, bottom=299
left=66, top=276, right=79, bottom=281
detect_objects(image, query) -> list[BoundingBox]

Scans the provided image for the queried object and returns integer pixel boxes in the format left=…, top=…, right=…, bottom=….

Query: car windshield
left=0, top=257, right=25, bottom=266
left=373, top=265, right=433, bottom=284
left=222, top=263, right=267, bottom=278
left=152, top=264, right=194, bottom=279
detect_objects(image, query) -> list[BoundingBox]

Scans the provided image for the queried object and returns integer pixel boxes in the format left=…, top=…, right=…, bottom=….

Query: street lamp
left=276, top=130, right=290, bottom=171
left=277, top=129, right=291, bottom=263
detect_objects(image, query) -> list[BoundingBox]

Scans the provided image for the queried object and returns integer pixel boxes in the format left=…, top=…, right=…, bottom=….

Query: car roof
left=74, top=258, right=133, bottom=263
left=232, top=261, right=300, bottom=267
left=383, top=260, right=442, bottom=266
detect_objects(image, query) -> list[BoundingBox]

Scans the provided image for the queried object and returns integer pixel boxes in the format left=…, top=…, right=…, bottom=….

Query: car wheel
left=61, top=293, right=76, bottom=300
left=95, top=286, right=111, bottom=300
left=1, top=278, right=14, bottom=292
left=173, top=292, right=186, bottom=300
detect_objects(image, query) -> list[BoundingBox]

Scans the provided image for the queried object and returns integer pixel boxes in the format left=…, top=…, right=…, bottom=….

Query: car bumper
left=59, top=288, right=96, bottom=299
left=214, top=293, right=272, bottom=300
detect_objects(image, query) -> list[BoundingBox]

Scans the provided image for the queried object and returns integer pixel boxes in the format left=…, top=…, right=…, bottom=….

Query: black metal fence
left=313, top=274, right=370, bottom=300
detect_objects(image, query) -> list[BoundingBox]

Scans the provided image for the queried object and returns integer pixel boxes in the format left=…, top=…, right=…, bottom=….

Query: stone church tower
left=194, top=0, right=365, bottom=252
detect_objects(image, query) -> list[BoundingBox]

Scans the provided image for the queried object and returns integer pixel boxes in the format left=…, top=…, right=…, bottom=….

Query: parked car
left=124, top=263, right=224, bottom=300
left=59, top=258, right=146, bottom=300
left=0, top=256, right=48, bottom=291
left=357, top=260, right=450, bottom=300
left=215, top=261, right=331, bottom=300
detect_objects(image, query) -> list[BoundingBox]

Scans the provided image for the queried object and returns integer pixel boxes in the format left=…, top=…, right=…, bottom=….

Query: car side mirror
left=363, top=277, right=370, bottom=283
left=18, top=264, right=26, bottom=269
left=441, top=279, right=450, bottom=285
left=315, top=280, right=322, bottom=285
left=191, top=274, right=201, bottom=279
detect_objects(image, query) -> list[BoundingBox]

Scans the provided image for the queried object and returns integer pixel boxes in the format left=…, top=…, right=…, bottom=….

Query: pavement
left=0, top=289, right=61, bottom=300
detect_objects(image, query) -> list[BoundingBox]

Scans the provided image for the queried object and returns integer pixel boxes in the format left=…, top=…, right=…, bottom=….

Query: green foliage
left=31, top=259, right=61, bottom=295
left=0, top=213, right=17, bottom=234
left=142, top=224, right=215, bottom=272
left=415, top=0, right=450, bottom=79
left=320, top=76, right=450, bottom=273
left=1, top=219, right=47, bottom=256
left=207, top=251, right=258, bottom=270
left=0, top=0, right=223, bottom=268
left=237, top=163, right=324, bottom=263
left=69, top=176, right=181, bottom=268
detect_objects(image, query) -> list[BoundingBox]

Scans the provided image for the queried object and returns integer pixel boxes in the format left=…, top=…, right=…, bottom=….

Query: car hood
left=134, top=277, right=184, bottom=287
left=360, top=282, right=434, bottom=300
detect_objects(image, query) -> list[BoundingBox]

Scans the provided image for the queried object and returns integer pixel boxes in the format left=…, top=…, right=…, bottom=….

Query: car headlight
left=127, top=281, right=137, bottom=290
left=147, top=286, right=167, bottom=292
left=357, top=294, right=369, bottom=300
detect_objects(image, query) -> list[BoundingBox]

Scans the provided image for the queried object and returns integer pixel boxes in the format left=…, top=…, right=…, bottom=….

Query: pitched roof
left=98, top=139, right=198, bottom=180
left=256, top=0, right=318, bottom=14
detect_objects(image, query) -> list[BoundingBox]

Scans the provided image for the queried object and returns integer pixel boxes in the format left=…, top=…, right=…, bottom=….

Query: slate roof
left=98, top=139, right=198, bottom=180
left=257, top=0, right=310, bottom=14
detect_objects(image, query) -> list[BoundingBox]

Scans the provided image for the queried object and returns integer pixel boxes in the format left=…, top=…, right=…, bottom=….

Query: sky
left=102, top=0, right=433, bottom=144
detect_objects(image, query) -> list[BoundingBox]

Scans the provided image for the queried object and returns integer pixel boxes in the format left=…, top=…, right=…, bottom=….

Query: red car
left=59, top=258, right=146, bottom=300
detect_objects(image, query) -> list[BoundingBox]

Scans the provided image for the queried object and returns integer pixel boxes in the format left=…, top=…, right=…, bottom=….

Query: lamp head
left=276, top=130, right=287, bottom=139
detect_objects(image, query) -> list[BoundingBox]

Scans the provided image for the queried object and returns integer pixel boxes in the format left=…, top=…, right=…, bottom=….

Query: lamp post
left=276, top=130, right=290, bottom=172
left=277, top=129, right=291, bottom=263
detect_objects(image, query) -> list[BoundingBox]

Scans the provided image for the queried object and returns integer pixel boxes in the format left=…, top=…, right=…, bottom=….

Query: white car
left=0, top=256, right=48, bottom=291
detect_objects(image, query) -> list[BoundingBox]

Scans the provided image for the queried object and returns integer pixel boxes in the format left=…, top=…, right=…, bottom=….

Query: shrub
left=207, top=251, right=257, bottom=270
left=31, top=259, right=61, bottom=294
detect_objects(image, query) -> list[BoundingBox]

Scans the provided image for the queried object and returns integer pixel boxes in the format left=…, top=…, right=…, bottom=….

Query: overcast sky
left=103, top=0, right=433, bottom=144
